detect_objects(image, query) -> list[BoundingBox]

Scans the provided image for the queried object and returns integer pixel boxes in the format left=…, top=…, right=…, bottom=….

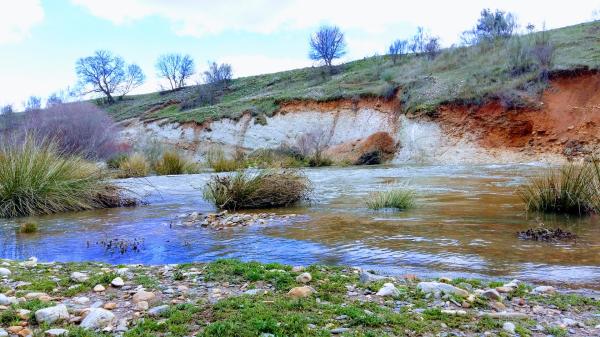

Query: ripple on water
left=0, top=164, right=599, bottom=289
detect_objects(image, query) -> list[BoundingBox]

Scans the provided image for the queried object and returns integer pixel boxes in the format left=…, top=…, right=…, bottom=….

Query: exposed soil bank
left=121, top=72, right=600, bottom=163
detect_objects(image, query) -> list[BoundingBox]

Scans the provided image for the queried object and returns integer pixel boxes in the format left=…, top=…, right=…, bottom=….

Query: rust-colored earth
left=437, top=71, right=600, bottom=158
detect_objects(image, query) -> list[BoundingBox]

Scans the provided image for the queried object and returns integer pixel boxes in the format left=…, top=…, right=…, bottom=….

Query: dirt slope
left=436, top=71, right=600, bottom=159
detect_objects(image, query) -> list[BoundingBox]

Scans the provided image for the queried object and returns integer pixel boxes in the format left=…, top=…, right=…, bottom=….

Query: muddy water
left=1, top=165, right=599, bottom=289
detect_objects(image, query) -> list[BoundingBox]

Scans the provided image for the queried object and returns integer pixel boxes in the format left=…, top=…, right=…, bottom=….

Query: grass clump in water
left=366, top=188, right=416, bottom=210
left=0, top=138, right=134, bottom=218
left=117, top=153, right=150, bottom=178
left=203, top=169, right=311, bottom=210
left=518, top=160, right=600, bottom=215
left=154, top=150, right=199, bottom=175
left=18, top=222, right=38, bottom=233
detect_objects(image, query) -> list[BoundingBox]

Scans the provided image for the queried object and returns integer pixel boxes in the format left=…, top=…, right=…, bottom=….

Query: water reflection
left=0, top=164, right=599, bottom=289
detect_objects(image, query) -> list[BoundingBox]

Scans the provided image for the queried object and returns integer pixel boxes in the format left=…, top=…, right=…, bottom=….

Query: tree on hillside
left=155, top=53, right=195, bottom=90
left=409, top=27, right=426, bottom=53
left=423, top=36, right=441, bottom=59
left=309, top=25, right=347, bottom=68
left=463, top=9, right=517, bottom=45
left=75, top=50, right=145, bottom=103
left=24, top=96, right=42, bottom=111
left=119, top=64, right=145, bottom=98
left=388, top=39, right=408, bottom=64
left=46, top=93, right=63, bottom=107
left=203, top=61, right=233, bottom=88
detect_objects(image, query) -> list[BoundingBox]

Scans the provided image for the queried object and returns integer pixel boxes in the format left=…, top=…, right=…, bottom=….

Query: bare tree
left=409, top=27, right=426, bottom=53
left=388, top=39, right=408, bottom=64
left=203, top=61, right=233, bottom=88
left=309, top=25, right=347, bottom=68
left=155, top=53, right=195, bottom=90
left=296, top=128, right=330, bottom=161
left=119, top=64, right=145, bottom=98
left=24, top=96, right=42, bottom=111
left=75, top=50, right=144, bottom=103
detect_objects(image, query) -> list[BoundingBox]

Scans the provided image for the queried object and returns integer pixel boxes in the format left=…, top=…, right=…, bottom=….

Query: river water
left=1, top=165, right=599, bottom=289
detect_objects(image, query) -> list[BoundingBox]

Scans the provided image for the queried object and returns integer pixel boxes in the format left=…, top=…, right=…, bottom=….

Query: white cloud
left=72, top=0, right=598, bottom=45
left=0, top=0, right=44, bottom=44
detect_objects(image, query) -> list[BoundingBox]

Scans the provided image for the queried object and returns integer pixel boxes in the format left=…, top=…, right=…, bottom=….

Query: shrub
left=507, top=37, right=535, bottom=76
left=0, top=138, right=133, bottom=218
left=518, top=161, right=600, bottom=215
left=205, top=147, right=244, bottom=172
left=18, top=102, right=122, bottom=160
left=154, top=150, right=199, bottom=175
left=117, top=153, right=150, bottom=178
left=366, top=188, right=416, bottom=210
left=203, top=169, right=311, bottom=210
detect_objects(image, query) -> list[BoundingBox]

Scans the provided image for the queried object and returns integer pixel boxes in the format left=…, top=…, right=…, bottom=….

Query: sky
left=1, top=0, right=599, bottom=109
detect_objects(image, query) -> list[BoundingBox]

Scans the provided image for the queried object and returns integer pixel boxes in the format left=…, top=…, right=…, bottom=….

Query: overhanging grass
left=518, top=160, right=600, bottom=215
left=366, top=188, right=416, bottom=210
left=0, top=138, right=134, bottom=218
left=203, top=169, right=311, bottom=210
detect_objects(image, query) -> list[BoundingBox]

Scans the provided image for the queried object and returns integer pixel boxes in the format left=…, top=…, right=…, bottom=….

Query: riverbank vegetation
left=366, top=188, right=416, bottom=211
left=0, top=138, right=134, bottom=218
left=203, top=169, right=311, bottom=210
left=519, top=159, right=600, bottom=215
left=0, top=258, right=597, bottom=337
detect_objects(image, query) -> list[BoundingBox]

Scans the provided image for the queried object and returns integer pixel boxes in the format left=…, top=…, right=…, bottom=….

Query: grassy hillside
left=104, top=21, right=600, bottom=124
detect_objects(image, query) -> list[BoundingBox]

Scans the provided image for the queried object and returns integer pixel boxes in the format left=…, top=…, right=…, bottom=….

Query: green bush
left=203, top=169, right=311, bottom=210
left=518, top=161, right=600, bottom=215
left=154, top=150, right=199, bottom=175
left=0, top=138, right=132, bottom=218
left=366, top=188, right=416, bottom=210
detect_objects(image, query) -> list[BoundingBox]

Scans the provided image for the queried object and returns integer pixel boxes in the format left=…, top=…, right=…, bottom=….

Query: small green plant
left=0, top=137, right=131, bottom=218
left=154, top=150, right=199, bottom=175
left=518, top=161, right=600, bottom=215
left=366, top=188, right=416, bottom=210
left=18, top=222, right=38, bottom=233
left=203, top=169, right=311, bottom=210
left=117, top=153, right=150, bottom=178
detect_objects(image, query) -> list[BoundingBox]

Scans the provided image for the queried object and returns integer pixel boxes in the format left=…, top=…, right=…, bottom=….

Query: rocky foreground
left=0, top=258, right=598, bottom=337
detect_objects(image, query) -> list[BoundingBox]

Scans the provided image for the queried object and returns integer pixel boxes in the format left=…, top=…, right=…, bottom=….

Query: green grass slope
left=104, top=21, right=600, bottom=124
